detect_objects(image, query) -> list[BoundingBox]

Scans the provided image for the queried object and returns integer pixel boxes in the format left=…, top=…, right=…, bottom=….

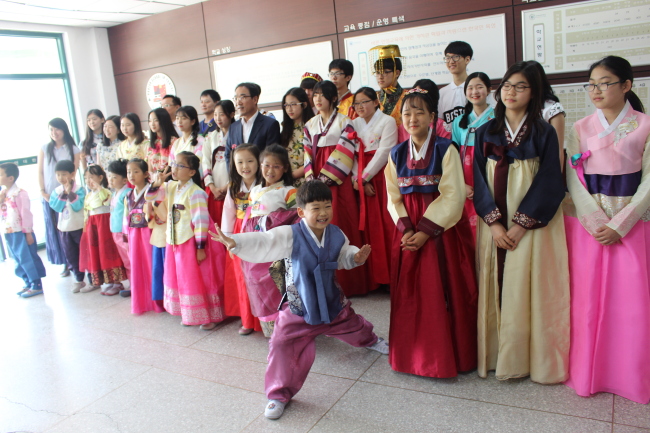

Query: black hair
left=103, top=115, right=125, bottom=146
left=300, top=77, right=318, bottom=90
left=175, top=106, right=200, bottom=146
left=589, top=56, right=645, bottom=113
left=0, top=162, right=19, bottom=181
left=235, top=82, right=261, bottom=99
left=530, top=61, right=559, bottom=103
left=200, top=89, right=221, bottom=103
left=86, top=164, right=109, bottom=188
left=127, top=158, right=149, bottom=174
left=489, top=61, right=544, bottom=140
left=54, top=159, right=75, bottom=174
left=162, top=94, right=181, bottom=106
left=374, top=58, right=402, bottom=73
left=313, top=81, right=339, bottom=111
left=459, top=72, right=492, bottom=129
left=176, top=151, right=203, bottom=188
left=149, top=107, right=178, bottom=149
left=444, top=41, right=473, bottom=58
left=280, top=87, right=314, bottom=147
left=214, top=99, right=236, bottom=131
left=228, top=143, right=262, bottom=199
left=329, top=59, right=354, bottom=77
left=401, top=92, right=438, bottom=128
left=296, top=179, right=332, bottom=208
left=106, top=158, right=128, bottom=178
left=46, top=118, right=77, bottom=164
left=81, top=109, right=105, bottom=158
left=122, top=112, right=145, bottom=144
left=260, top=144, right=294, bottom=187
left=353, top=87, right=379, bottom=114
left=412, top=79, right=441, bottom=110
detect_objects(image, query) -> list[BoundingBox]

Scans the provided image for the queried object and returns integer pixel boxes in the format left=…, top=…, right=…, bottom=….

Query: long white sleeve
left=230, top=226, right=294, bottom=262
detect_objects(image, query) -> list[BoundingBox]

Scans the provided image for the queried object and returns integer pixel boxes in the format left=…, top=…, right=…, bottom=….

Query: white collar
left=133, top=183, right=150, bottom=200
left=597, top=101, right=631, bottom=138
left=301, top=218, right=327, bottom=248
left=359, top=109, right=382, bottom=134
left=242, top=111, right=259, bottom=126
left=318, top=111, right=337, bottom=132
left=240, top=180, right=256, bottom=193
left=409, top=128, right=434, bottom=161
left=505, top=113, right=528, bottom=139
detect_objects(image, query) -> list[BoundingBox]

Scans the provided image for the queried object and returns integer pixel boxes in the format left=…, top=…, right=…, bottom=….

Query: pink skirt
left=564, top=216, right=650, bottom=404
left=164, top=237, right=224, bottom=325
left=112, top=232, right=130, bottom=280
left=127, top=227, right=164, bottom=315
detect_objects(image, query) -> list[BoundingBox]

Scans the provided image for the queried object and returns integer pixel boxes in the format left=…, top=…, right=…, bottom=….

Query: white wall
left=0, top=21, right=119, bottom=139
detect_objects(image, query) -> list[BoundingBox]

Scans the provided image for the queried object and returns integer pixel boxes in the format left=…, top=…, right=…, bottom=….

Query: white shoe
left=80, top=284, right=100, bottom=293
left=367, top=337, right=389, bottom=355
left=264, top=399, right=286, bottom=420
left=72, top=281, right=86, bottom=293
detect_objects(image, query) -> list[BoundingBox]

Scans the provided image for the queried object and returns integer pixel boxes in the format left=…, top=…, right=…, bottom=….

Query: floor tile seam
left=238, top=413, right=264, bottom=432
left=353, top=377, right=615, bottom=423
left=613, top=422, right=650, bottom=430
left=306, top=377, right=360, bottom=433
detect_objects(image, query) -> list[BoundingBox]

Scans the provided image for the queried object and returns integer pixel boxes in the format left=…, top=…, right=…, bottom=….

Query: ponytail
left=626, top=90, right=645, bottom=114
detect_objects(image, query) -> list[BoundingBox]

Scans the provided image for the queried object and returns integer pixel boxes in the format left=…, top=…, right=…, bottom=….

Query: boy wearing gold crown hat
left=370, top=45, right=408, bottom=127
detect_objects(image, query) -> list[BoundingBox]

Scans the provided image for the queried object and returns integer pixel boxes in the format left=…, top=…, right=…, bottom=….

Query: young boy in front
left=211, top=180, right=388, bottom=420
left=49, top=160, right=87, bottom=292
left=329, top=59, right=358, bottom=119
left=0, top=163, right=47, bottom=298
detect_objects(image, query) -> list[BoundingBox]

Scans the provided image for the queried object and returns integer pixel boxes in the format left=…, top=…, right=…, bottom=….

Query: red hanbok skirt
left=206, top=187, right=225, bottom=226
left=460, top=144, right=478, bottom=239
left=80, top=213, right=126, bottom=286
left=388, top=192, right=478, bottom=377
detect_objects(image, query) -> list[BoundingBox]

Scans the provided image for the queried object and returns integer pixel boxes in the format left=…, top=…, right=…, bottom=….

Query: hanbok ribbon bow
left=570, top=151, right=591, bottom=189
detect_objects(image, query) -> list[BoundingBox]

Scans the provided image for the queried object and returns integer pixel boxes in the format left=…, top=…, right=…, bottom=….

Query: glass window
left=0, top=35, right=62, bottom=75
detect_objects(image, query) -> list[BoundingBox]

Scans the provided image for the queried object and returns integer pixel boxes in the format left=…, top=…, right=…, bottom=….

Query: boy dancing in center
left=210, top=180, right=388, bottom=420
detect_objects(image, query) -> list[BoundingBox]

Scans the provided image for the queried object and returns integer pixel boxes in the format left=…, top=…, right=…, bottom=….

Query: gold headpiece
left=301, top=72, right=323, bottom=82
left=369, top=45, right=405, bottom=74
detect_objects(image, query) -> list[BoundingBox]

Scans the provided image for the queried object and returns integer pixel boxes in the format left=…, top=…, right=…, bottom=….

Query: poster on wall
left=213, top=41, right=333, bottom=105
left=522, top=0, right=650, bottom=74
left=344, top=14, right=508, bottom=91
left=146, top=73, right=176, bottom=110
left=552, top=77, right=649, bottom=141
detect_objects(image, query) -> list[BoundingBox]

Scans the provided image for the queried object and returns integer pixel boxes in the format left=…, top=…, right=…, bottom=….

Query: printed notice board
left=344, top=14, right=508, bottom=91
left=523, top=0, right=650, bottom=74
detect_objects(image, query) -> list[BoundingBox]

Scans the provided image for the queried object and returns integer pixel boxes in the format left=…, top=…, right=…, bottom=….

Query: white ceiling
left=0, top=0, right=208, bottom=28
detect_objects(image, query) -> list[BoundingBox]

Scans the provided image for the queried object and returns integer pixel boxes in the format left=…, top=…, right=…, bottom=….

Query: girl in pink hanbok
left=564, top=55, right=650, bottom=404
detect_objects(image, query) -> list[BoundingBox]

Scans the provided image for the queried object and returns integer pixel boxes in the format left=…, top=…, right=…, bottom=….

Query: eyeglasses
left=171, top=161, right=190, bottom=170
left=443, top=55, right=463, bottom=63
left=161, top=103, right=176, bottom=108
left=373, top=70, right=394, bottom=76
left=501, top=83, right=531, bottom=93
left=329, top=71, right=346, bottom=78
left=232, top=94, right=252, bottom=102
left=352, top=100, right=374, bottom=108
left=583, top=81, right=622, bottom=92
left=283, top=102, right=304, bottom=109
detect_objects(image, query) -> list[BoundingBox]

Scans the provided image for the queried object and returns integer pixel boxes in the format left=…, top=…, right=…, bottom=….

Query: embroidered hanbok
left=202, top=129, right=228, bottom=224
left=473, top=118, right=569, bottom=384
left=97, top=138, right=121, bottom=170
left=385, top=129, right=477, bottom=377
left=378, top=84, right=407, bottom=128
left=241, top=182, right=298, bottom=336
left=79, top=187, right=127, bottom=286
left=350, top=109, right=398, bottom=286
left=287, top=124, right=306, bottom=187
left=147, top=179, right=224, bottom=325
left=170, top=135, right=204, bottom=169
left=564, top=101, right=650, bottom=404
left=110, top=185, right=132, bottom=280
left=116, top=138, right=148, bottom=161
left=452, top=107, right=495, bottom=237
left=222, top=183, right=262, bottom=332
left=146, top=137, right=176, bottom=173
left=304, top=111, right=373, bottom=296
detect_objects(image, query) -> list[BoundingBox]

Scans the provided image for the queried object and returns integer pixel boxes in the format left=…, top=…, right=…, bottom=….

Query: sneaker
left=21, top=288, right=43, bottom=298
left=367, top=337, right=389, bottom=355
left=200, top=323, right=217, bottom=331
left=119, top=289, right=131, bottom=298
left=238, top=327, right=254, bottom=335
left=17, top=285, right=30, bottom=296
left=60, top=265, right=71, bottom=277
left=100, top=284, right=112, bottom=295
left=264, top=399, right=286, bottom=420
left=80, top=285, right=101, bottom=293
left=72, top=281, right=86, bottom=293
left=104, top=284, right=122, bottom=296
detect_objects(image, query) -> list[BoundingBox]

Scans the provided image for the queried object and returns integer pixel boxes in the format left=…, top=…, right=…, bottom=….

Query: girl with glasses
left=564, top=55, right=650, bottom=403
left=280, top=88, right=314, bottom=188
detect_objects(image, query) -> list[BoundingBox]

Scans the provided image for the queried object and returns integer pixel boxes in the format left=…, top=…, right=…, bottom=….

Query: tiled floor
left=2, top=253, right=649, bottom=433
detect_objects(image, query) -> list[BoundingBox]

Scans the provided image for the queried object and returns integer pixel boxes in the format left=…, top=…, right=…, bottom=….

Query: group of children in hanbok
left=3, top=40, right=648, bottom=421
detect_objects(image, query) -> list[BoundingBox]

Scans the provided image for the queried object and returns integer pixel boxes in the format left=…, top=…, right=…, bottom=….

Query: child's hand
left=400, top=229, right=414, bottom=248
left=465, top=184, right=474, bottom=200
left=594, top=226, right=622, bottom=246
left=41, top=190, right=50, bottom=201
left=208, top=223, right=237, bottom=251
left=363, top=182, right=376, bottom=197
left=403, top=231, right=430, bottom=251
left=489, top=223, right=515, bottom=250
left=505, top=224, right=527, bottom=250
left=150, top=170, right=172, bottom=188
left=63, top=180, right=73, bottom=195
left=354, top=244, right=371, bottom=264
left=352, top=180, right=359, bottom=191
left=25, top=232, right=34, bottom=245
left=196, top=249, right=206, bottom=264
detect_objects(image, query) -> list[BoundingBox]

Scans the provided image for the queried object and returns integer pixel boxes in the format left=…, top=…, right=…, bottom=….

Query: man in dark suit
left=225, top=82, right=281, bottom=167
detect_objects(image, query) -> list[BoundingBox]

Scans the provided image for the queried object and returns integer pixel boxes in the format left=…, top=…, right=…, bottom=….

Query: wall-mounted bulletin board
left=212, top=41, right=333, bottom=105
left=552, top=76, right=650, bottom=140
left=522, top=0, right=650, bottom=73
left=344, top=14, right=508, bottom=91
